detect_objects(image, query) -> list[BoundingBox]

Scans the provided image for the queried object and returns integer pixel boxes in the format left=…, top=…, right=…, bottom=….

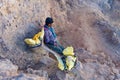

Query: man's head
left=45, top=17, right=54, bottom=27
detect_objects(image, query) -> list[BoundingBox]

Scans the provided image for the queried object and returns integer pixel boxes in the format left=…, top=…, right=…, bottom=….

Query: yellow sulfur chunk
left=24, top=39, right=36, bottom=46
left=66, top=56, right=76, bottom=71
left=63, top=47, right=74, bottom=56
left=24, top=28, right=44, bottom=46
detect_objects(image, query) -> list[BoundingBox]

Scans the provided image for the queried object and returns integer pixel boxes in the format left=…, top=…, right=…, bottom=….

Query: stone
left=109, top=75, right=115, bottom=80
left=39, top=56, right=56, bottom=66
left=27, top=68, right=48, bottom=78
left=0, top=38, right=3, bottom=43
left=112, top=67, right=119, bottom=74
left=0, top=59, right=18, bottom=76
left=96, top=76, right=105, bottom=80
left=10, top=73, right=48, bottom=80
left=0, top=0, right=120, bottom=80
left=56, top=71, right=66, bottom=80
left=117, top=74, right=120, bottom=79
left=73, top=61, right=83, bottom=71
left=111, top=32, right=120, bottom=45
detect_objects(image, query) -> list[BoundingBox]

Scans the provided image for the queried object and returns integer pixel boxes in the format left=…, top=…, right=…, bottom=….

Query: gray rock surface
left=0, top=0, right=120, bottom=80
left=0, top=58, right=49, bottom=80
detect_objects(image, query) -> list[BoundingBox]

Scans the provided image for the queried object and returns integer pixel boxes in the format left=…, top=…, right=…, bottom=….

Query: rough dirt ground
left=0, top=0, right=120, bottom=80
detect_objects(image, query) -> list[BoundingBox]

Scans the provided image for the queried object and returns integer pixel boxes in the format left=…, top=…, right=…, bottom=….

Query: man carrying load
left=24, top=17, right=78, bottom=71
left=44, top=17, right=65, bottom=55
left=44, top=17, right=77, bottom=70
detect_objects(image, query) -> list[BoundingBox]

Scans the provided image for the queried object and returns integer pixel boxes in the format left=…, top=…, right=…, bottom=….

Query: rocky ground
left=0, top=0, right=120, bottom=80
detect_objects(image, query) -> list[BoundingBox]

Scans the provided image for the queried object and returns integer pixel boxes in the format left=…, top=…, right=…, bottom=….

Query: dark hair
left=45, top=17, right=54, bottom=25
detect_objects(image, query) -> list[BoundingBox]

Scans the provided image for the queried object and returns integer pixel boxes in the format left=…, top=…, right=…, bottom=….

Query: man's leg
left=45, top=44, right=63, bottom=55
left=58, top=44, right=64, bottom=51
left=57, top=42, right=65, bottom=51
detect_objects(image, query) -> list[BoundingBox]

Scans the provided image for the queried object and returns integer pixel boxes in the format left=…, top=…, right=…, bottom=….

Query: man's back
left=44, top=25, right=57, bottom=45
